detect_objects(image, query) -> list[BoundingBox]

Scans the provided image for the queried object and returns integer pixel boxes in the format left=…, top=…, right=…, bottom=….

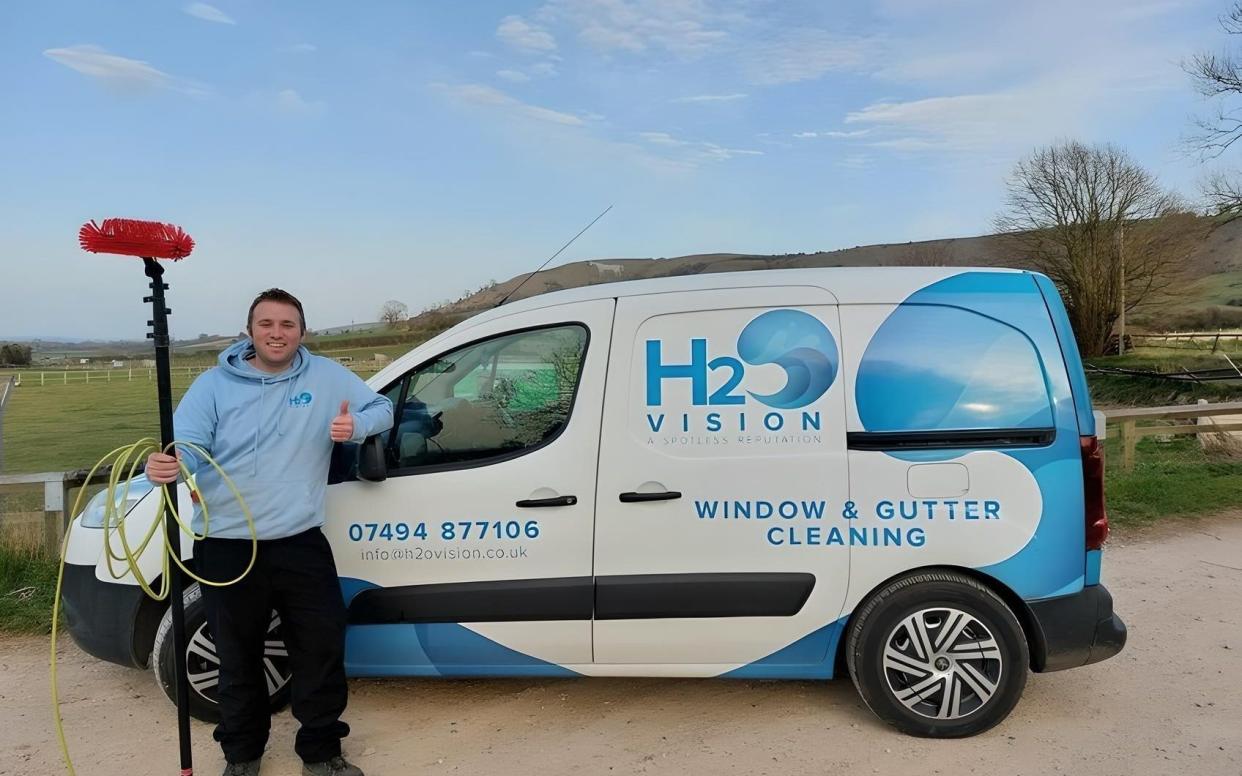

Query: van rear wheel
left=846, top=570, right=1028, bottom=738
left=152, top=583, right=292, bottom=723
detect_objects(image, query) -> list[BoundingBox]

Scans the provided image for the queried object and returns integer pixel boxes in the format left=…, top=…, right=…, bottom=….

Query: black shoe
left=222, top=759, right=261, bottom=776
left=302, top=755, right=364, bottom=776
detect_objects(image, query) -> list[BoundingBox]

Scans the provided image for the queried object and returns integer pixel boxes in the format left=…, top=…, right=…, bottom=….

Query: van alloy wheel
left=846, top=570, right=1028, bottom=738
left=184, top=611, right=292, bottom=706
left=153, top=583, right=293, bottom=723
left=882, top=607, right=1003, bottom=720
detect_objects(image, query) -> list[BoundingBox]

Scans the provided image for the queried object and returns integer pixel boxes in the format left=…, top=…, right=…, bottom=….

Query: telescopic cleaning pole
left=80, top=218, right=196, bottom=776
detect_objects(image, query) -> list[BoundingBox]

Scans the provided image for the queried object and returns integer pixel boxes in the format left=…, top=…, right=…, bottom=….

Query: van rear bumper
left=1025, top=583, right=1127, bottom=672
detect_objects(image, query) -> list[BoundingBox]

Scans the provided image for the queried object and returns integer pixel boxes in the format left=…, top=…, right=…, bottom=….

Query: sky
left=0, top=0, right=1236, bottom=340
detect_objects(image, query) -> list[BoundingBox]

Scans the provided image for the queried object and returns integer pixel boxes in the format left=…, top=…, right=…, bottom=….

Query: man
left=146, top=288, right=393, bottom=776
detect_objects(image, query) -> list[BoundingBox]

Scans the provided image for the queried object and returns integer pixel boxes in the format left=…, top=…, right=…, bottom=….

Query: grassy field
left=1101, top=434, right=1242, bottom=523
left=1, top=377, right=194, bottom=474
left=314, top=342, right=413, bottom=362
left=1180, top=270, right=1242, bottom=309
left=0, top=543, right=58, bottom=633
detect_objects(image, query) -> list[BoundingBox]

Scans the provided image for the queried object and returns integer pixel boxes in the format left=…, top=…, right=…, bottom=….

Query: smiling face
left=247, top=300, right=304, bottom=373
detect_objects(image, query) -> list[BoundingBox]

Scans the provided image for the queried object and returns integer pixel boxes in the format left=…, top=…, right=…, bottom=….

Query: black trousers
left=197, top=527, right=350, bottom=764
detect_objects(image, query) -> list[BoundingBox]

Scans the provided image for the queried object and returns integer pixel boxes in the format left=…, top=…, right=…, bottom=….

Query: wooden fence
left=1102, top=400, right=1242, bottom=471
left=0, top=467, right=114, bottom=553
left=1129, top=332, right=1242, bottom=352
left=0, top=376, right=13, bottom=471
left=0, top=367, right=211, bottom=386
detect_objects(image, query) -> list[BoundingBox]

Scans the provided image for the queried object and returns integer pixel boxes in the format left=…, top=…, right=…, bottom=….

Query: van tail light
left=1080, top=435, right=1109, bottom=550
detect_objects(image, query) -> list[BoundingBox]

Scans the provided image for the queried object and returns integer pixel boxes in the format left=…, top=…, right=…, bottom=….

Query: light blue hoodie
left=173, top=339, right=394, bottom=539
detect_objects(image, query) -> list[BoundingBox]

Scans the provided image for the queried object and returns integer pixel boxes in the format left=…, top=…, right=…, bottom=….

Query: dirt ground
left=3, top=517, right=1240, bottom=776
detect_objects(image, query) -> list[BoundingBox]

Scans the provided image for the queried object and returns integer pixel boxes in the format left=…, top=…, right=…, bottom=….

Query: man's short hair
left=247, top=288, right=306, bottom=333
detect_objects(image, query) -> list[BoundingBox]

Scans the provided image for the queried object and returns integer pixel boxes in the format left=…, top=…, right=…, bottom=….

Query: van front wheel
left=846, top=570, right=1028, bottom=738
left=152, top=583, right=292, bottom=723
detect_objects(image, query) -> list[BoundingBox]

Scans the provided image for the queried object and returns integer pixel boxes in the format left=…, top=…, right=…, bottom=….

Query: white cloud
left=184, top=2, right=236, bottom=25
left=639, top=130, right=762, bottom=162
left=867, top=136, right=945, bottom=151
left=794, top=129, right=871, bottom=139
left=874, top=49, right=999, bottom=83
left=434, top=83, right=583, bottom=126
left=700, top=143, right=763, bottom=160
left=743, top=29, right=874, bottom=85
left=497, top=15, right=558, bottom=53
left=275, top=89, right=325, bottom=115
left=496, top=63, right=558, bottom=83
left=43, top=45, right=208, bottom=96
left=672, top=93, right=748, bottom=103
left=639, top=131, right=685, bottom=146
left=538, top=0, right=731, bottom=57
left=837, top=154, right=873, bottom=169
left=845, top=93, right=1020, bottom=152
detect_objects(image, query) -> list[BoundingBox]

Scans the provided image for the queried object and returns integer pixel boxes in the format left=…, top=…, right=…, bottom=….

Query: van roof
left=467, top=265, right=1027, bottom=324
left=372, top=266, right=1032, bottom=387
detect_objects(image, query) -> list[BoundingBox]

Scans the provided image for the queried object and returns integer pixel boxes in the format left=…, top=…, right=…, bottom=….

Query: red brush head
left=79, top=218, right=195, bottom=260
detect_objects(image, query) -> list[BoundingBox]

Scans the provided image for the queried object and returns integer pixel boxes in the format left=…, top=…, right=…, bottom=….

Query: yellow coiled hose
left=51, top=439, right=256, bottom=775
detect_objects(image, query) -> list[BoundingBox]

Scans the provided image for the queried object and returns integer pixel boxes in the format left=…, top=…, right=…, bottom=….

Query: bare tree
left=1188, top=4, right=1242, bottom=156
left=378, top=300, right=408, bottom=328
left=1202, top=169, right=1242, bottom=221
left=898, top=241, right=952, bottom=267
left=995, top=141, right=1197, bottom=357
left=1187, top=3, right=1242, bottom=217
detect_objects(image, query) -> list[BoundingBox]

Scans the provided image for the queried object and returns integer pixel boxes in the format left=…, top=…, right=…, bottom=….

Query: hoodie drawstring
left=277, top=379, right=293, bottom=437
left=255, top=379, right=264, bottom=476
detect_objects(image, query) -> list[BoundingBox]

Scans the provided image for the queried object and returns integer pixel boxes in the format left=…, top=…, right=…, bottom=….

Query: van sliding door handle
left=619, top=491, right=682, bottom=503
left=516, top=495, right=578, bottom=508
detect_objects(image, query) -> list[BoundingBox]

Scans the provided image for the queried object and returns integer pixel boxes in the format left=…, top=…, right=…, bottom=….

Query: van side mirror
left=357, top=434, right=388, bottom=483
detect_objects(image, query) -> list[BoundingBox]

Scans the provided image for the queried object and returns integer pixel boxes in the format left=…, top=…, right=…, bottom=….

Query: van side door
left=592, top=286, right=850, bottom=673
left=326, top=299, right=614, bottom=674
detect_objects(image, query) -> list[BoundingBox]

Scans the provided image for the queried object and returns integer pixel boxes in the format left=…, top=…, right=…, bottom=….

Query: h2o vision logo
left=289, top=391, right=314, bottom=408
left=644, top=309, right=839, bottom=441
left=646, top=309, right=839, bottom=409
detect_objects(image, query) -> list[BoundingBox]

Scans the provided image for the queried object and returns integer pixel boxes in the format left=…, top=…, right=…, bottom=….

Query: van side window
left=854, top=305, right=1054, bottom=432
left=388, top=325, right=588, bottom=471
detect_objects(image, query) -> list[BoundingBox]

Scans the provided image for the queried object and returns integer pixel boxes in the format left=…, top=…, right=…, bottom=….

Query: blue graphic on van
left=737, top=309, right=839, bottom=409
left=338, top=577, right=579, bottom=678
left=857, top=272, right=1088, bottom=600
left=855, top=305, right=1053, bottom=431
left=646, top=309, right=837, bottom=410
left=289, top=391, right=314, bottom=408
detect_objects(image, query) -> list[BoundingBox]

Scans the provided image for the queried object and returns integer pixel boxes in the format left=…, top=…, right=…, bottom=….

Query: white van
left=61, top=267, right=1125, bottom=738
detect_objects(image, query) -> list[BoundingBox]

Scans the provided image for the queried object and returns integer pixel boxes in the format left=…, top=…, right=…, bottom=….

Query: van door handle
left=619, top=491, right=682, bottom=503
left=516, top=495, right=578, bottom=508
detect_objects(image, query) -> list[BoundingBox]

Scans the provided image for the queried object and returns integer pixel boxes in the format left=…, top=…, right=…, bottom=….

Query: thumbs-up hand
left=330, top=400, right=354, bottom=442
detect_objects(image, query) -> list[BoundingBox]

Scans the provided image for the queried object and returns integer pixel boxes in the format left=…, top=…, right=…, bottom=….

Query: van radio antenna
left=494, top=204, right=613, bottom=307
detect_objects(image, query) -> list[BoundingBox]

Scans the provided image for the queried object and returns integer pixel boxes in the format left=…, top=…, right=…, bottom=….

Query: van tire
left=845, top=570, right=1028, bottom=738
left=152, top=583, right=292, bottom=723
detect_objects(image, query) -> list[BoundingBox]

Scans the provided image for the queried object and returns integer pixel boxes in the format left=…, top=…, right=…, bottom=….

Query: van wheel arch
left=835, top=565, right=1039, bottom=675
left=128, top=560, right=203, bottom=669
left=132, top=590, right=168, bottom=668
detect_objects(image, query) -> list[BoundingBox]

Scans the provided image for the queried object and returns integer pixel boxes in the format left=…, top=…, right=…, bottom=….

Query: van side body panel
left=839, top=271, right=1085, bottom=614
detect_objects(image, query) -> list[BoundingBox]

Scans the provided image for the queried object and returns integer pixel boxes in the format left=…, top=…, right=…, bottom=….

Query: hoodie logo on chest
left=289, top=391, right=314, bottom=408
